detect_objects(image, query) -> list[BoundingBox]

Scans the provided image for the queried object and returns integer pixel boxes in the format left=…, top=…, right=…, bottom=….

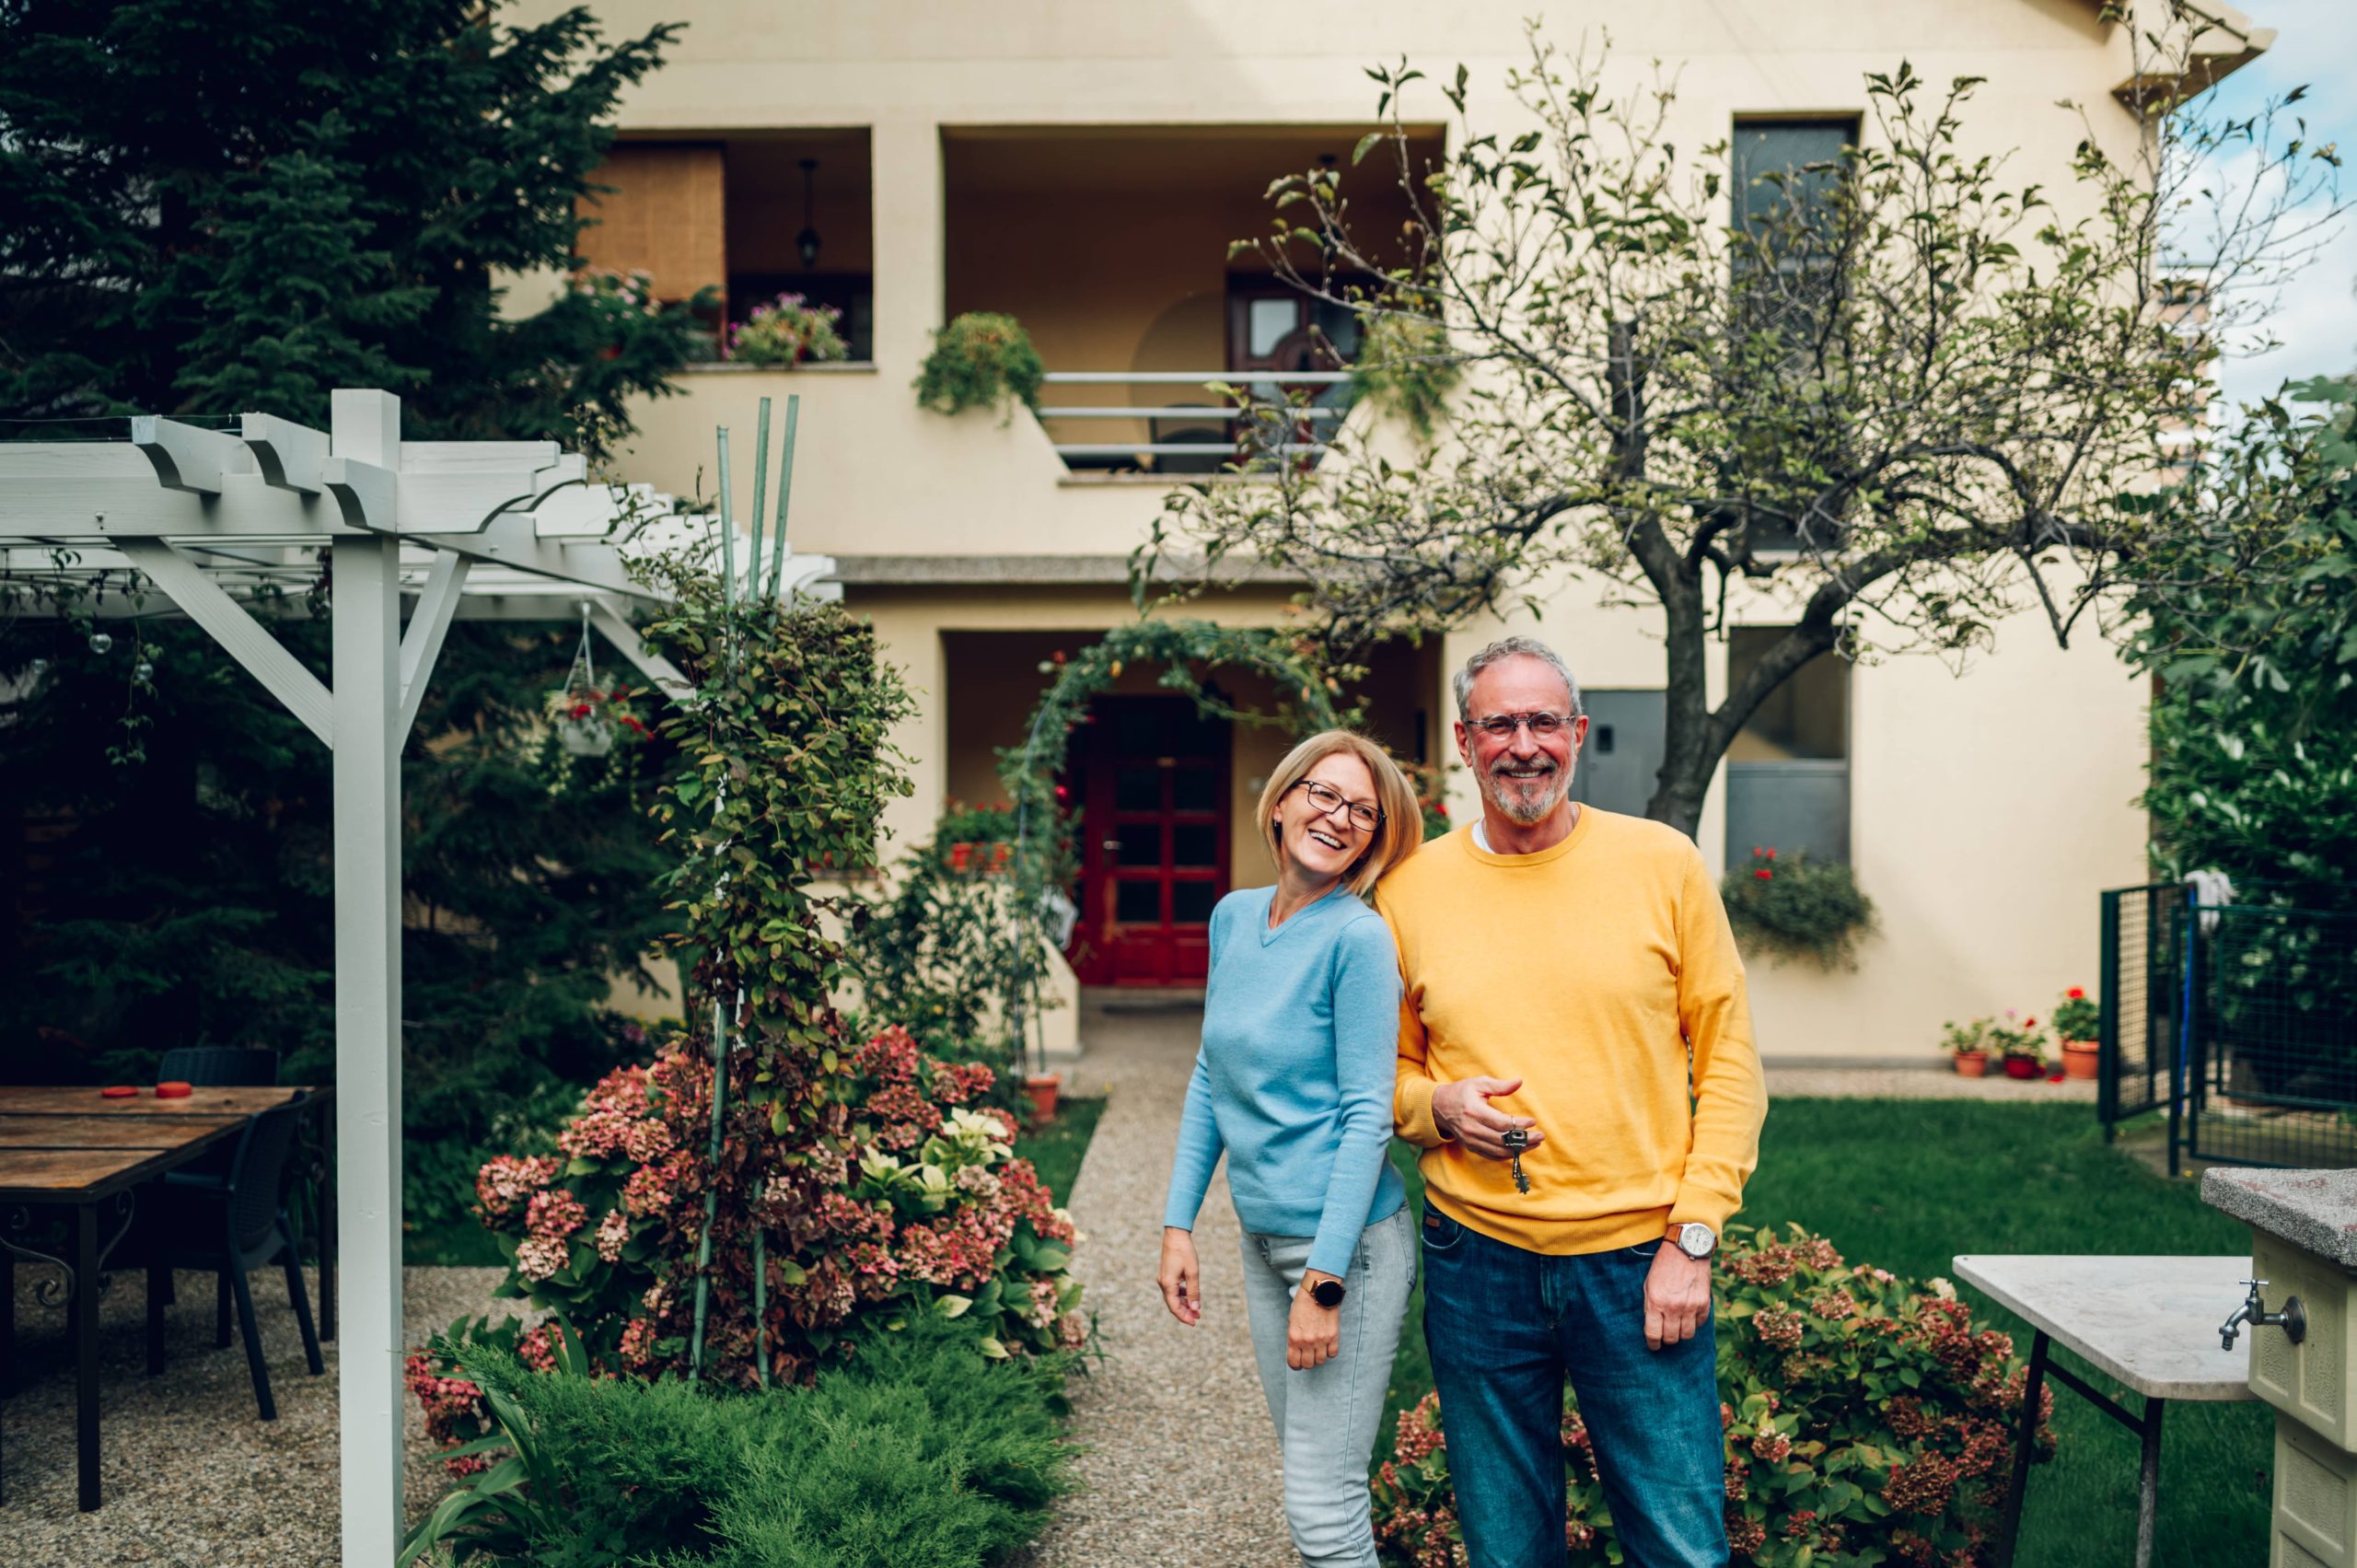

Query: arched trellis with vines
left=994, top=619, right=1351, bottom=1070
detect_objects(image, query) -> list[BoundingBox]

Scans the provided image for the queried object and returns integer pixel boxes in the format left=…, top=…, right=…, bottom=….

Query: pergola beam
left=111, top=539, right=334, bottom=747
left=586, top=598, right=692, bottom=702
left=243, top=412, right=329, bottom=494
left=132, top=415, right=249, bottom=495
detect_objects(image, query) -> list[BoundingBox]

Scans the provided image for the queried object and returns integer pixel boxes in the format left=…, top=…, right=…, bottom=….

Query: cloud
left=2207, top=0, right=2357, bottom=404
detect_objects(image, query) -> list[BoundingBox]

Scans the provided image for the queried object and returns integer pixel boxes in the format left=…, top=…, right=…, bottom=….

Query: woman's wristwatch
left=1310, top=1277, right=1346, bottom=1307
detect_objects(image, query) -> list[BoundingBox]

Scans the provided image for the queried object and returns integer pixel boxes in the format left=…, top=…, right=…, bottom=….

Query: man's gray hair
left=1452, top=636, right=1584, bottom=722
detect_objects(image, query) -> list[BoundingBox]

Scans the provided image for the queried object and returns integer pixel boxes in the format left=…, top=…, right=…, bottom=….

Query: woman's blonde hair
left=1256, top=729, right=1424, bottom=899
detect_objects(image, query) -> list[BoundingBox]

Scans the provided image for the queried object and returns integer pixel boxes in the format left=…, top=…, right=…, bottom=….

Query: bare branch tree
left=1139, top=13, right=2344, bottom=835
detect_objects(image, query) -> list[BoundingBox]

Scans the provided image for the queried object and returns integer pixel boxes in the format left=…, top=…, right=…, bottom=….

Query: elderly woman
left=1157, top=729, right=1425, bottom=1568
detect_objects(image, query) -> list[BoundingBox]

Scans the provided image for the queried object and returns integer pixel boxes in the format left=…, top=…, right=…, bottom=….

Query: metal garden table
left=0, top=1084, right=333, bottom=1511
left=1954, top=1253, right=2255, bottom=1568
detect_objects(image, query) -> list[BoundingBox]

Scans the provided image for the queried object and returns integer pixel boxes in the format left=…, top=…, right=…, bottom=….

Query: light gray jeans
left=1238, top=1206, right=1417, bottom=1568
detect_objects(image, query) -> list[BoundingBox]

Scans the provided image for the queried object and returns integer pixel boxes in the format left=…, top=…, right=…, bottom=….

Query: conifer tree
left=0, top=0, right=699, bottom=450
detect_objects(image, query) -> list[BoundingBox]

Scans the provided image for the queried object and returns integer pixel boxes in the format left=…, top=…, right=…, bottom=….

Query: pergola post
left=331, top=391, right=405, bottom=1564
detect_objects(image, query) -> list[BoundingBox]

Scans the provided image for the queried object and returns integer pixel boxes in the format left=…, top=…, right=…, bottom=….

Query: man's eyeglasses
left=1289, top=779, right=1384, bottom=833
left=1466, top=711, right=1576, bottom=739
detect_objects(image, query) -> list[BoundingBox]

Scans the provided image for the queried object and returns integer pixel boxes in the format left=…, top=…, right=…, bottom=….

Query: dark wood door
left=1070, top=697, right=1230, bottom=986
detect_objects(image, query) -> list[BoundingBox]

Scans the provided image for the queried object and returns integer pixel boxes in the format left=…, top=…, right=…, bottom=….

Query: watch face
left=1678, top=1225, right=1715, bottom=1259
left=1312, top=1279, right=1345, bottom=1307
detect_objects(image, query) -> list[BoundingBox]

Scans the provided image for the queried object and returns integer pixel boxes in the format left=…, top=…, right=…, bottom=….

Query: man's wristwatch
left=1309, top=1277, right=1346, bottom=1308
left=1668, top=1223, right=1717, bottom=1261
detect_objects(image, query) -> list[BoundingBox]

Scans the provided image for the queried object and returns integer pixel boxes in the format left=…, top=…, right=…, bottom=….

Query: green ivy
left=634, top=558, right=915, bottom=1121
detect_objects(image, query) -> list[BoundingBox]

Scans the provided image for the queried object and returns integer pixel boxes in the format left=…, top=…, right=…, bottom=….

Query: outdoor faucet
left=2220, top=1278, right=2306, bottom=1352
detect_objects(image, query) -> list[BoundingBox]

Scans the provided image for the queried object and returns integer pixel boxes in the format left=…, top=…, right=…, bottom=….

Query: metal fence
left=2100, top=884, right=2357, bottom=1174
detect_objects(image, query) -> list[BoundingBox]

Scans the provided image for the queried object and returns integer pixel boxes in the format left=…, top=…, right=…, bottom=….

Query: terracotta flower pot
left=2061, top=1040, right=2099, bottom=1080
left=2002, top=1053, right=2043, bottom=1080
left=1023, top=1071, right=1062, bottom=1125
left=1953, top=1051, right=1990, bottom=1078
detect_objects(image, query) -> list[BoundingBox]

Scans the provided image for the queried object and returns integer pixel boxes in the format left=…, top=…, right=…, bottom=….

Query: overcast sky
left=2204, top=0, right=2356, bottom=408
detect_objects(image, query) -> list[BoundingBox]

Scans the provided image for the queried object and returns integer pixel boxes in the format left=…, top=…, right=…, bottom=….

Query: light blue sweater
left=1161, top=884, right=1407, bottom=1280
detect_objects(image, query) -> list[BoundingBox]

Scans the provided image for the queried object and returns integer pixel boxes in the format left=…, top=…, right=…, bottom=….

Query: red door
left=1069, top=697, right=1230, bottom=986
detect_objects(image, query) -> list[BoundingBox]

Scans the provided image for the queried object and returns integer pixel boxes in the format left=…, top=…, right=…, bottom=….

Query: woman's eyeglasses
left=1289, top=779, right=1384, bottom=833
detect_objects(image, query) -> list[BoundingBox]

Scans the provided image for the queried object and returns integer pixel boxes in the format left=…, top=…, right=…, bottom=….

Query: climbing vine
left=988, top=620, right=1349, bottom=1068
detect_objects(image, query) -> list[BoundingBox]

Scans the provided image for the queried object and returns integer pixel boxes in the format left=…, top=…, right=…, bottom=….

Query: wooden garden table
left=1954, top=1253, right=2256, bottom=1568
left=0, top=1084, right=332, bottom=1511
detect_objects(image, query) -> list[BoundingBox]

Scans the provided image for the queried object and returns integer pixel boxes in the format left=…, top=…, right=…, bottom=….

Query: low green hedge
left=407, top=1318, right=1078, bottom=1567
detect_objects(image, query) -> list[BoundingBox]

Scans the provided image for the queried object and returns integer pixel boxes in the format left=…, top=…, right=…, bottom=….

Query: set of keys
left=1501, top=1127, right=1532, bottom=1195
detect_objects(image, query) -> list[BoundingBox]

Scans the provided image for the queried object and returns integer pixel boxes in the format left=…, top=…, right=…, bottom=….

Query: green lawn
left=1016, top=1095, right=1108, bottom=1206
left=1378, top=1100, right=2271, bottom=1568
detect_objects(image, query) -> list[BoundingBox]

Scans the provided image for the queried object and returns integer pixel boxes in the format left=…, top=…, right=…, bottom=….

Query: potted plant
left=2053, top=986, right=2100, bottom=1080
left=1023, top=1070, right=1062, bottom=1125
left=913, top=312, right=1045, bottom=423
left=1940, top=1017, right=1993, bottom=1078
left=1989, top=1012, right=2050, bottom=1080
left=1720, top=847, right=1877, bottom=970
left=727, top=292, right=850, bottom=366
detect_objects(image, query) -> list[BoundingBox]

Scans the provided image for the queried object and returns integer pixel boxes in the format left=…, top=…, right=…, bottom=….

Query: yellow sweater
left=1376, top=807, right=1767, bottom=1256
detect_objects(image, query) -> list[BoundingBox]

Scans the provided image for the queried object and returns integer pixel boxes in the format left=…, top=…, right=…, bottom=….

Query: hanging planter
left=547, top=602, right=648, bottom=760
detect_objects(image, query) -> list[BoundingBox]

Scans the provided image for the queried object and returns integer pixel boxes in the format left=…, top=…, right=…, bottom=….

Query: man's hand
left=1431, top=1075, right=1545, bottom=1160
left=1157, top=1227, right=1202, bottom=1327
left=1287, top=1272, right=1343, bottom=1369
left=1644, top=1241, right=1712, bottom=1350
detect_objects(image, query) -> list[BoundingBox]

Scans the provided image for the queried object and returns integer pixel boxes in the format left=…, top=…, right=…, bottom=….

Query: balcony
left=1038, top=368, right=1350, bottom=477
left=606, top=122, right=1442, bottom=558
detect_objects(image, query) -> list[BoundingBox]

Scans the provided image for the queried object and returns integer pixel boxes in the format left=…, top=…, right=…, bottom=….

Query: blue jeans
left=1419, top=1204, right=1727, bottom=1568
left=1239, top=1208, right=1418, bottom=1566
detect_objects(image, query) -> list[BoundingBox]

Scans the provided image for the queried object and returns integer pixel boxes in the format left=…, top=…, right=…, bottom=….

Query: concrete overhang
left=2100, top=0, right=2277, bottom=105
left=823, top=553, right=1306, bottom=588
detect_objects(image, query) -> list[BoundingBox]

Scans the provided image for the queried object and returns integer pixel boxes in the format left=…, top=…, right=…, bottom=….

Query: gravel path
left=5, top=1261, right=526, bottom=1567
left=1015, top=995, right=1298, bottom=1568
left=1765, top=1065, right=2096, bottom=1101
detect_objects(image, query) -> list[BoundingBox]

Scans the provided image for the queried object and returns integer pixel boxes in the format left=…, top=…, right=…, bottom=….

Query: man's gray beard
left=1483, top=763, right=1571, bottom=827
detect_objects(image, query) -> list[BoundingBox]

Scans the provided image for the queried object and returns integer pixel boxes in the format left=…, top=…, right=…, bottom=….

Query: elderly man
left=1376, top=635, right=1767, bottom=1568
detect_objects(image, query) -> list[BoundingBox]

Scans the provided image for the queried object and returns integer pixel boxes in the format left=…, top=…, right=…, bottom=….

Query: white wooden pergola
left=0, top=390, right=832, bottom=1562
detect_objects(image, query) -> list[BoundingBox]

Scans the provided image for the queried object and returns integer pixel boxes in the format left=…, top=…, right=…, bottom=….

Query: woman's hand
left=1287, top=1272, right=1343, bottom=1369
left=1158, top=1226, right=1202, bottom=1326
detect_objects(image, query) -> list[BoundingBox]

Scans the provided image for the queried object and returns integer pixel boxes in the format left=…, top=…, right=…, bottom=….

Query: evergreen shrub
left=402, top=1316, right=1076, bottom=1567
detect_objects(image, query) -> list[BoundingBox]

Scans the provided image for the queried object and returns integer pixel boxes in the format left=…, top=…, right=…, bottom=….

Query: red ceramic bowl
left=155, top=1081, right=193, bottom=1098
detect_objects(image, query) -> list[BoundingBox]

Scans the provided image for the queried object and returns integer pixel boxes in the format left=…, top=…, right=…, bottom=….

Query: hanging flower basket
left=547, top=606, right=651, bottom=760
left=551, top=695, right=616, bottom=757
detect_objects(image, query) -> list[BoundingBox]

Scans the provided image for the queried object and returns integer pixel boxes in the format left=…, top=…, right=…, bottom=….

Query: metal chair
left=131, top=1095, right=323, bottom=1419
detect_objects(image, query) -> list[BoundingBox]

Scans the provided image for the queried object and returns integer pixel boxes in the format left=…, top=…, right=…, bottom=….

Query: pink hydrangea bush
left=1371, top=1225, right=2054, bottom=1568
left=410, top=1024, right=1085, bottom=1476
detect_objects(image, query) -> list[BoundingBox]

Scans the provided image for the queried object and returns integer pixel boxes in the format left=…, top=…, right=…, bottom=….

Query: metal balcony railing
left=1038, top=370, right=1351, bottom=470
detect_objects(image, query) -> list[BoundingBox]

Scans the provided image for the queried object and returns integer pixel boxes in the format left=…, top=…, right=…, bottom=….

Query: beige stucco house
left=523, top=0, right=2272, bottom=1060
